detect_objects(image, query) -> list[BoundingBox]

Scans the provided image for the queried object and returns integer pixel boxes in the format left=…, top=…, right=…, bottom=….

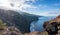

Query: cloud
left=54, top=3, right=60, bottom=6
left=0, top=0, right=37, bottom=10
left=48, top=9, right=60, bottom=16
left=28, top=8, right=60, bottom=16
left=0, top=0, right=46, bottom=11
left=39, top=9, right=60, bottom=16
left=26, top=0, right=38, bottom=3
left=0, top=0, right=10, bottom=7
left=0, top=0, right=59, bottom=16
left=38, top=4, right=48, bottom=9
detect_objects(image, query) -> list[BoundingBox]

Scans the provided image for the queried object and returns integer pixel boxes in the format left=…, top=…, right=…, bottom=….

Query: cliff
left=0, top=19, right=48, bottom=35
left=0, top=9, right=39, bottom=33
left=43, top=15, right=60, bottom=35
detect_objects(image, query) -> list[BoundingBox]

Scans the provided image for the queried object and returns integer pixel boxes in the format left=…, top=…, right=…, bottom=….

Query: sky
left=0, top=0, right=60, bottom=16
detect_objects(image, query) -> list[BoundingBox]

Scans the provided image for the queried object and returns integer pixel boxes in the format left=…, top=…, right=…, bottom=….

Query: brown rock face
left=43, top=15, right=60, bottom=35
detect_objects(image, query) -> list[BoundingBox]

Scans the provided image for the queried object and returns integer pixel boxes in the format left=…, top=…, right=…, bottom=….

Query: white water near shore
left=30, top=16, right=56, bottom=32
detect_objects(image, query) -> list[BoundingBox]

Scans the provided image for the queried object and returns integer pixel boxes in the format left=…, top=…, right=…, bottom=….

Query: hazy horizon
left=0, top=0, right=60, bottom=16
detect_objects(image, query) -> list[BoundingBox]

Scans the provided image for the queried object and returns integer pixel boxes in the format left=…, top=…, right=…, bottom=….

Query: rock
left=24, top=31, right=48, bottom=35
left=43, top=15, right=60, bottom=35
left=2, top=26, right=22, bottom=35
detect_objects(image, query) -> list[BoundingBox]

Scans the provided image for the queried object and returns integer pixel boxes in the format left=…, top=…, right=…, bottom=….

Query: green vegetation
left=0, top=19, right=6, bottom=30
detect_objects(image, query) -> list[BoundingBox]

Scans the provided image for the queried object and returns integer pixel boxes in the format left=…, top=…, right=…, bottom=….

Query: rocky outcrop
left=0, top=26, right=48, bottom=35
left=0, top=26, right=22, bottom=35
left=0, top=9, right=39, bottom=33
left=43, top=15, right=60, bottom=35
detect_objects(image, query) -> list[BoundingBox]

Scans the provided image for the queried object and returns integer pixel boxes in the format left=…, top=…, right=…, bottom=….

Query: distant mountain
left=0, top=9, right=40, bottom=33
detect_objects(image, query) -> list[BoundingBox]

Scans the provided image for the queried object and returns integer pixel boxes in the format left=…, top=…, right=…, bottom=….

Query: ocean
left=30, top=16, right=56, bottom=32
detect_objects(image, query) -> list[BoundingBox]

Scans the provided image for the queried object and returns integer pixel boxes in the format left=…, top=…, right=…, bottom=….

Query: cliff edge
left=43, top=15, right=60, bottom=35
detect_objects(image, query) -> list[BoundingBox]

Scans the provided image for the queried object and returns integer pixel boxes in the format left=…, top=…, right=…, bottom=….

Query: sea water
left=30, top=16, right=56, bottom=32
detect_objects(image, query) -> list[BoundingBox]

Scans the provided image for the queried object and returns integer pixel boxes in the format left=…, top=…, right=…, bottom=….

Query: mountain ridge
left=0, top=9, right=39, bottom=33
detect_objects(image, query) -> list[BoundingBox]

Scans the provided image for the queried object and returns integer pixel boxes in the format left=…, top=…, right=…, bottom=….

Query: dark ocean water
left=30, top=16, right=56, bottom=32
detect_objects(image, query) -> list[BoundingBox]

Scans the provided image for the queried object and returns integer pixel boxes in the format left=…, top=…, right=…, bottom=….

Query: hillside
left=0, top=9, right=39, bottom=33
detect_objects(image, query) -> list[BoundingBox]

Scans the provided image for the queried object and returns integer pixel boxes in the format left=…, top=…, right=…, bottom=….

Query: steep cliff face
left=0, top=9, right=39, bottom=33
left=43, top=15, right=60, bottom=35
